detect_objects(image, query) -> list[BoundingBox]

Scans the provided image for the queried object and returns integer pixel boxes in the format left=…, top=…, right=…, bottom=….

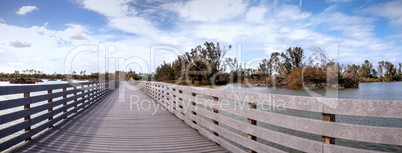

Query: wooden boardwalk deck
left=10, top=83, right=227, bottom=153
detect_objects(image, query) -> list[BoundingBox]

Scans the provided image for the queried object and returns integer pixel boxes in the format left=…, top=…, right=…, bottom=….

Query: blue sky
left=0, top=0, right=401, bottom=74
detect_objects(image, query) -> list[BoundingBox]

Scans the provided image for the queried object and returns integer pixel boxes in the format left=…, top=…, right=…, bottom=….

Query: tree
left=225, top=57, right=246, bottom=83
left=359, top=60, right=375, bottom=78
left=384, top=61, right=397, bottom=80
left=345, top=64, right=359, bottom=75
left=172, top=56, right=187, bottom=80
left=186, top=42, right=230, bottom=85
left=286, top=47, right=305, bottom=69
left=281, top=52, right=292, bottom=75
left=378, top=61, right=384, bottom=77
left=286, top=67, right=303, bottom=89
left=257, top=59, right=272, bottom=77
left=126, top=70, right=141, bottom=80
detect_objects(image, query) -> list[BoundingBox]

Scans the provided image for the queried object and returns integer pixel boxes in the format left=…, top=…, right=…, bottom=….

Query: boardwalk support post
left=24, top=92, right=31, bottom=141
left=81, top=85, right=85, bottom=104
left=190, top=93, right=198, bottom=130
left=48, top=90, right=53, bottom=128
left=211, top=96, right=219, bottom=145
left=247, top=102, right=257, bottom=153
left=322, top=113, right=336, bottom=144
left=63, top=88, right=67, bottom=119
left=74, top=87, right=78, bottom=113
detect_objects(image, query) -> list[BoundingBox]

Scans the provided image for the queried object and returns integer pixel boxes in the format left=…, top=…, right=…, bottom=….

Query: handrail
left=140, top=81, right=402, bottom=153
left=0, top=81, right=119, bottom=151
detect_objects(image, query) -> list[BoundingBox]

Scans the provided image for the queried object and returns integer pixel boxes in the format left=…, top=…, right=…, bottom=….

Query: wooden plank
left=323, top=143, right=384, bottom=153
left=0, top=98, right=30, bottom=110
left=324, top=98, right=402, bottom=119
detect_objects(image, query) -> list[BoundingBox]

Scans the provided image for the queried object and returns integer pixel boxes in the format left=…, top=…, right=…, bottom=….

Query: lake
left=213, top=81, right=402, bottom=101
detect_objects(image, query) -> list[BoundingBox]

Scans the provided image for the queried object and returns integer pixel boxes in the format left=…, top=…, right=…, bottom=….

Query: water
left=213, top=82, right=402, bottom=101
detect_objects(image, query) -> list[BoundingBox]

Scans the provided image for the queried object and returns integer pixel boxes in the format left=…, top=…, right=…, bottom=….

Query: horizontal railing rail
left=0, top=81, right=119, bottom=151
left=140, top=81, right=402, bottom=153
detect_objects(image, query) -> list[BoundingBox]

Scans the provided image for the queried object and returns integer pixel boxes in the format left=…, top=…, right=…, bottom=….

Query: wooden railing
left=140, top=81, right=402, bottom=153
left=0, top=81, right=119, bottom=151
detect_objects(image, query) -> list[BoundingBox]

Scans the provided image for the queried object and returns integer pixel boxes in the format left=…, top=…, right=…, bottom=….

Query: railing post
left=88, top=84, right=91, bottom=103
left=94, top=83, right=98, bottom=101
left=74, top=87, right=78, bottom=113
left=247, top=103, right=257, bottom=153
left=190, top=92, right=198, bottom=129
left=97, top=82, right=100, bottom=101
left=322, top=113, right=335, bottom=144
left=95, top=83, right=98, bottom=100
left=81, top=85, right=85, bottom=104
left=63, top=88, right=67, bottom=119
left=211, top=96, right=219, bottom=145
left=24, top=92, right=31, bottom=141
left=48, top=90, right=53, bottom=128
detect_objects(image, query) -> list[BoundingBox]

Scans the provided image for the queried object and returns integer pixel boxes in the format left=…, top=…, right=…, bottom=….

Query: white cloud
left=0, top=23, right=101, bottom=73
left=0, top=18, right=5, bottom=23
left=108, top=16, right=161, bottom=37
left=309, top=11, right=402, bottom=65
left=175, top=0, right=248, bottom=22
left=274, top=4, right=311, bottom=21
left=79, top=0, right=125, bottom=17
left=364, top=0, right=402, bottom=28
left=245, top=7, right=268, bottom=23
left=77, top=0, right=160, bottom=37
left=16, top=6, right=39, bottom=15
left=310, top=12, right=375, bottom=31
left=8, top=62, right=24, bottom=66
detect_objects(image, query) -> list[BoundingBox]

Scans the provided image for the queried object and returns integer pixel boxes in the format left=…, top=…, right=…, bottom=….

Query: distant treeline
left=0, top=72, right=118, bottom=83
left=147, top=42, right=402, bottom=89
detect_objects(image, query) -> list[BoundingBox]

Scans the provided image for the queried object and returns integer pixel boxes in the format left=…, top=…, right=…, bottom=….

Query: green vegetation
left=0, top=71, right=119, bottom=84
left=10, top=77, right=43, bottom=84
left=344, top=60, right=402, bottom=83
left=154, top=42, right=230, bottom=85
left=151, top=42, right=402, bottom=89
left=125, top=70, right=141, bottom=80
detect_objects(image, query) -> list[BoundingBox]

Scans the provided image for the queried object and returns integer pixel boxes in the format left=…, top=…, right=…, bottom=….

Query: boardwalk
left=10, top=82, right=227, bottom=153
left=3, top=81, right=401, bottom=152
